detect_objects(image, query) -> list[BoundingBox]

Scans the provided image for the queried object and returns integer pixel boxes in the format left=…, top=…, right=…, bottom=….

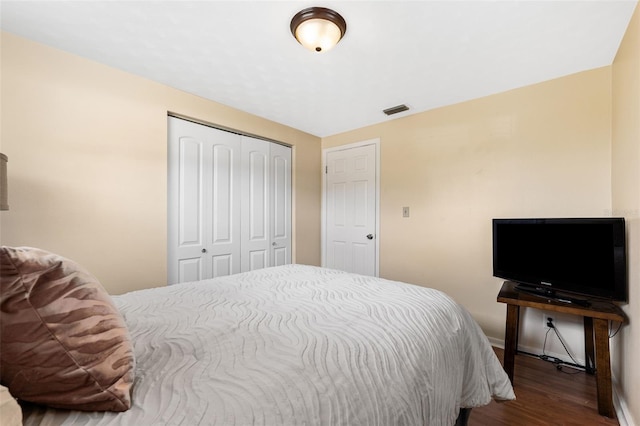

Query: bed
left=2, top=247, right=514, bottom=426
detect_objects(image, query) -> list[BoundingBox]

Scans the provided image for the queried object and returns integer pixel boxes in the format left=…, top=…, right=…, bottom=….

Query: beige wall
left=612, top=3, right=640, bottom=424
left=0, top=32, right=322, bottom=294
left=323, top=68, right=612, bottom=340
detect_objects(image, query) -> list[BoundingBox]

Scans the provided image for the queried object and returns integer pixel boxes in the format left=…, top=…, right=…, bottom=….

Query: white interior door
left=168, top=117, right=241, bottom=284
left=324, top=142, right=378, bottom=276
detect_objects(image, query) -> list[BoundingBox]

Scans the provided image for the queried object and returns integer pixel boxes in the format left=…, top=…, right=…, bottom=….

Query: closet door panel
left=211, top=254, right=232, bottom=278
left=273, top=247, right=288, bottom=267
left=168, top=118, right=210, bottom=284
left=178, top=257, right=202, bottom=283
left=247, top=150, right=268, bottom=241
left=208, top=135, right=242, bottom=277
left=248, top=250, right=268, bottom=271
left=178, top=138, right=203, bottom=247
left=211, top=144, right=233, bottom=244
left=270, top=143, right=292, bottom=266
left=241, top=137, right=270, bottom=272
left=169, top=117, right=241, bottom=283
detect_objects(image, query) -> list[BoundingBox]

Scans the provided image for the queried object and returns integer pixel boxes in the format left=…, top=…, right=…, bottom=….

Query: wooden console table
left=497, top=281, right=625, bottom=418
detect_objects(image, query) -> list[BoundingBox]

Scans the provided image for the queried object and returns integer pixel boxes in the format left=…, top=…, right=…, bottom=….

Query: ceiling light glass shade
left=291, top=7, right=347, bottom=53
left=295, top=18, right=342, bottom=52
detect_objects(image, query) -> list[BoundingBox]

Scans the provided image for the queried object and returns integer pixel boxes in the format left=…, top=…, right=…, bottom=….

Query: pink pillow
left=0, top=246, right=135, bottom=411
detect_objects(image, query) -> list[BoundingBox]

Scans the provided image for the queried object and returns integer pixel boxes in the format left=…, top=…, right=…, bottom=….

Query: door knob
left=201, top=248, right=207, bottom=253
left=366, top=234, right=374, bottom=240
left=272, top=242, right=277, bottom=246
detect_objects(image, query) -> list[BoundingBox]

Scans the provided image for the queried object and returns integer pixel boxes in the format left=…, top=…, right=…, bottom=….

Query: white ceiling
left=1, top=1, right=637, bottom=137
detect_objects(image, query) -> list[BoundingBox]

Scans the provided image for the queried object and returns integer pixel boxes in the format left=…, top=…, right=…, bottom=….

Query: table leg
left=503, top=304, right=520, bottom=384
left=593, top=318, right=615, bottom=418
left=583, top=317, right=595, bottom=374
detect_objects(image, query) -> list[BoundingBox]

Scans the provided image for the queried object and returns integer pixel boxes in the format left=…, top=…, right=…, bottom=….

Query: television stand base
left=497, top=281, right=626, bottom=418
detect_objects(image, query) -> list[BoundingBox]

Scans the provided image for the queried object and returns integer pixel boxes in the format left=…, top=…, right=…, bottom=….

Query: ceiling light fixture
left=290, top=7, right=347, bottom=53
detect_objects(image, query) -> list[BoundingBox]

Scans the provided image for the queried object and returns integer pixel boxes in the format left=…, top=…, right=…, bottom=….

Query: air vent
left=383, top=104, right=409, bottom=116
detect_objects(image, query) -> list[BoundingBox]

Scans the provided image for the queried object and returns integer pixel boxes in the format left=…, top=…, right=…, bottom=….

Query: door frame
left=321, top=138, right=380, bottom=277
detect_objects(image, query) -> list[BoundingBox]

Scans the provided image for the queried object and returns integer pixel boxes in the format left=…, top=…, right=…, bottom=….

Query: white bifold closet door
left=240, top=137, right=292, bottom=272
left=168, top=117, right=291, bottom=285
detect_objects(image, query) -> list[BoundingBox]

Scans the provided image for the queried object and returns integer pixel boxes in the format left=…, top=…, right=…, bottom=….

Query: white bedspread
left=23, top=265, right=514, bottom=425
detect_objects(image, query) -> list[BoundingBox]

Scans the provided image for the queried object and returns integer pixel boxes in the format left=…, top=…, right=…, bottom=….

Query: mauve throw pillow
left=0, top=246, right=135, bottom=411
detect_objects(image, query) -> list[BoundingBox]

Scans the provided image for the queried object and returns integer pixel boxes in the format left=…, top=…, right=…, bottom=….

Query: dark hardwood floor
left=468, top=348, right=620, bottom=426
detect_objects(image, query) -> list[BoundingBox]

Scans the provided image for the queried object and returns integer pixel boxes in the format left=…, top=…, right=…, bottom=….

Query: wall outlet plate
left=544, top=313, right=556, bottom=327
left=402, top=206, right=410, bottom=217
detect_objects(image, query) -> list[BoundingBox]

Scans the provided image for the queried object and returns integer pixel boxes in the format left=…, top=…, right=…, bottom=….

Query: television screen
left=492, top=218, right=627, bottom=302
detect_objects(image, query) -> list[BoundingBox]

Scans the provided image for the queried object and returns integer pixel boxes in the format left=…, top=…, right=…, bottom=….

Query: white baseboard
left=486, top=336, right=584, bottom=366
left=516, top=343, right=585, bottom=366
left=487, top=336, right=504, bottom=349
left=613, top=377, right=637, bottom=426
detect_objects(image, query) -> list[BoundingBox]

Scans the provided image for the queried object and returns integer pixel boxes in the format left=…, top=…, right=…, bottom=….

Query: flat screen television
left=492, top=218, right=627, bottom=303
